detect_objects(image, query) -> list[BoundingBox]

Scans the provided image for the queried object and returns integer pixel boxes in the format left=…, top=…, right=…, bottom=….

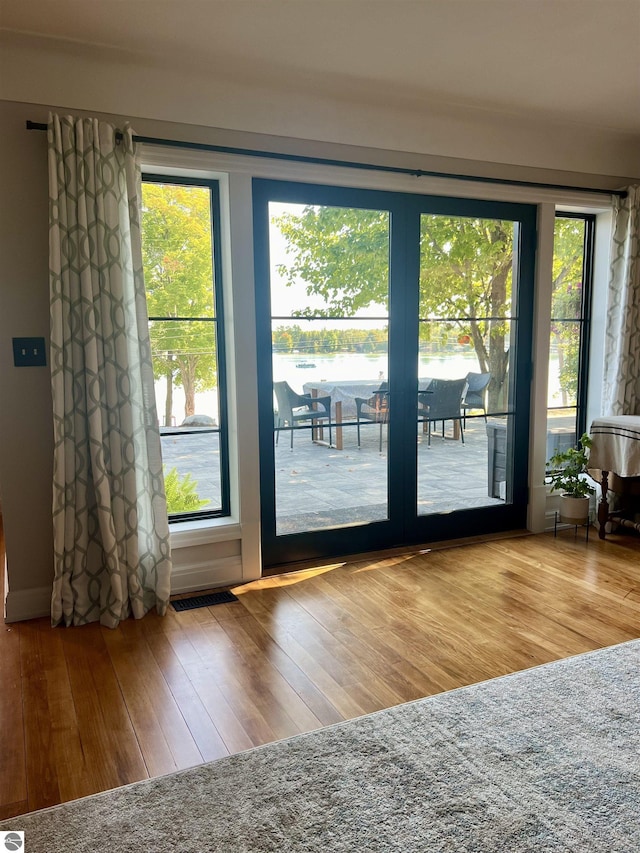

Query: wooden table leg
left=310, top=388, right=342, bottom=449
left=598, top=470, right=609, bottom=540
left=310, top=388, right=322, bottom=441
left=335, top=401, right=343, bottom=450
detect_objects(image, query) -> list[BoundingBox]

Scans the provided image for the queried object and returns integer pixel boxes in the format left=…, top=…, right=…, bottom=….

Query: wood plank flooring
left=2, top=525, right=640, bottom=819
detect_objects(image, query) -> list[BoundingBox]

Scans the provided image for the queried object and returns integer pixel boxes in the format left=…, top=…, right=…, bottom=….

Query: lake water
left=155, top=351, right=565, bottom=425
left=273, top=351, right=483, bottom=385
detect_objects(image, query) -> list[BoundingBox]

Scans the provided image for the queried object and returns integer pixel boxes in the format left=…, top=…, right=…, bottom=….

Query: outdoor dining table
left=302, top=378, right=434, bottom=449
left=302, top=379, right=382, bottom=419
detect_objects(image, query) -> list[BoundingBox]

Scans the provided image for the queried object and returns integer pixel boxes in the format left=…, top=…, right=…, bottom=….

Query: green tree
left=273, top=330, right=294, bottom=352
left=141, top=183, right=217, bottom=423
left=419, top=216, right=513, bottom=408
left=551, top=219, right=586, bottom=404
left=274, top=206, right=513, bottom=408
left=276, top=206, right=388, bottom=316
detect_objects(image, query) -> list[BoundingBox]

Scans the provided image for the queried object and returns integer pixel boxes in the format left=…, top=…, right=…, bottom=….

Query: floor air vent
left=172, top=591, right=239, bottom=611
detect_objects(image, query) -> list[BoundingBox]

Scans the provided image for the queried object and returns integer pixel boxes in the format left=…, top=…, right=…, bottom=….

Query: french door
left=253, top=180, right=536, bottom=568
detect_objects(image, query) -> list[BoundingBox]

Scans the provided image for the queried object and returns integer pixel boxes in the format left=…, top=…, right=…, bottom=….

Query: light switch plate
left=12, top=337, right=47, bottom=367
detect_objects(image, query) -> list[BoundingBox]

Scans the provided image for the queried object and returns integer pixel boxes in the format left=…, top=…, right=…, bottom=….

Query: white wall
left=1, top=33, right=640, bottom=182
left=0, top=103, right=54, bottom=613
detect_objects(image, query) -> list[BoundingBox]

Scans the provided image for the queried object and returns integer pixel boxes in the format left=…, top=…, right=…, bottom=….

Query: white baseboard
left=170, top=555, right=244, bottom=594
left=4, top=555, right=245, bottom=623
left=5, top=585, right=51, bottom=623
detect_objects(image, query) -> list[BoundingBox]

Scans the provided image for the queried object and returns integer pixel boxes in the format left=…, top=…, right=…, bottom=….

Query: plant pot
left=559, top=494, right=590, bottom=525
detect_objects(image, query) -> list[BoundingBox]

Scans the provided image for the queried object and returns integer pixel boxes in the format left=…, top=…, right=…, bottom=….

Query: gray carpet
left=3, top=640, right=640, bottom=852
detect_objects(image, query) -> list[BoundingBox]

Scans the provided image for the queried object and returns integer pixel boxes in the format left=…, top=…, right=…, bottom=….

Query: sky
left=268, top=202, right=387, bottom=328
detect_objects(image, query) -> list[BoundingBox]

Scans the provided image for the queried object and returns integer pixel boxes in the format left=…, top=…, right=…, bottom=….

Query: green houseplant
left=547, top=432, right=595, bottom=524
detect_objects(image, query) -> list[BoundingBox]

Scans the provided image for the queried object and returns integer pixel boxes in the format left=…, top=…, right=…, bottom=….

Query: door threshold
left=262, top=529, right=532, bottom=577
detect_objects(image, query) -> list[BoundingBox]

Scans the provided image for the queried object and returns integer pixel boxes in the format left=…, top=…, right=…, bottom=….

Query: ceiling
left=1, top=0, right=639, bottom=135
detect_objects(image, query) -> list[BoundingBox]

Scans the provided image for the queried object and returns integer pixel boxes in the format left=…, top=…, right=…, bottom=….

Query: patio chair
left=355, top=382, right=389, bottom=452
left=418, top=377, right=467, bottom=446
left=462, top=371, right=491, bottom=426
left=273, top=381, right=332, bottom=450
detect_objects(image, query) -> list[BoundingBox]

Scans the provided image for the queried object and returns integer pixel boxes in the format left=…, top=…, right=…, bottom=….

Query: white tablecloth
left=589, top=416, right=640, bottom=478
left=302, top=380, right=380, bottom=419
left=303, top=378, right=433, bottom=420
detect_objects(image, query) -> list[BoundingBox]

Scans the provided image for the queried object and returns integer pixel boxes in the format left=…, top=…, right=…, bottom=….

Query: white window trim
left=170, top=517, right=242, bottom=548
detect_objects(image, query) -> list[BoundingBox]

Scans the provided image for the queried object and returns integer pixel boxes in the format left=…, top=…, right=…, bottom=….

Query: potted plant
left=547, top=433, right=595, bottom=524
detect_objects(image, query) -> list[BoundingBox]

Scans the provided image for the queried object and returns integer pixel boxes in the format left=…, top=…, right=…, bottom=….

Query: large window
left=546, top=213, right=594, bottom=462
left=140, top=176, right=229, bottom=520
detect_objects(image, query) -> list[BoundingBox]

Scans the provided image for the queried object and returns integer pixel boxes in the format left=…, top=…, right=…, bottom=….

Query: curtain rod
left=26, top=120, right=627, bottom=199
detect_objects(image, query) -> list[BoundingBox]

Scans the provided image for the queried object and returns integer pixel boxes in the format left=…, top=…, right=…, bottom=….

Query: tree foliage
left=276, top=207, right=389, bottom=316
left=273, top=207, right=586, bottom=410
left=551, top=218, right=586, bottom=403
left=272, top=324, right=387, bottom=354
left=141, top=183, right=217, bottom=422
left=274, top=206, right=514, bottom=406
left=418, top=216, right=512, bottom=407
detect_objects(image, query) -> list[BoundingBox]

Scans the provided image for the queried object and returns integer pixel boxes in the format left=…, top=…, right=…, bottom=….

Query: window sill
left=169, top=516, right=242, bottom=549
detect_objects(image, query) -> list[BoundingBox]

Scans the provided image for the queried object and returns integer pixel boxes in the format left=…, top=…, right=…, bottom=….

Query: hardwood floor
left=2, top=526, right=640, bottom=819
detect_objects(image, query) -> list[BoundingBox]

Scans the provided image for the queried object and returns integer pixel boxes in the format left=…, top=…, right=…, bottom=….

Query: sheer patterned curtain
left=602, top=186, right=640, bottom=415
left=48, top=113, right=172, bottom=628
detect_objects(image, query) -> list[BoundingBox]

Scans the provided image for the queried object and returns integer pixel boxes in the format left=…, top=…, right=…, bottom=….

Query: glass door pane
left=268, top=201, right=390, bottom=536
left=416, top=215, right=518, bottom=514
